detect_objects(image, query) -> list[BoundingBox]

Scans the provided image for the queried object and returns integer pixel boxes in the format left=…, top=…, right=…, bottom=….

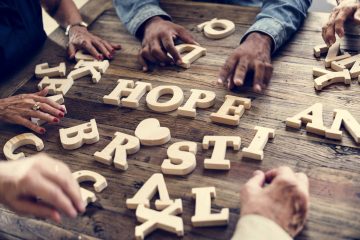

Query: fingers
left=233, top=59, right=248, bottom=87
left=295, top=172, right=310, bottom=198
left=10, top=199, right=61, bottom=223
left=218, top=55, right=238, bottom=85
left=263, top=63, right=273, bottom=86
left=35, top=88, right=48, bottom=97
left=138, top=52, right=149, bottom=72
left=177, top=27, right=197, bottom=45
left=245, top=170, right=266, bottom=189
left=26, top=175, right=79, bottom=218
left=322, top=10, right=338, bottom=45
left=38, top=102, right=65, bottom=119
left=355, top=8, right=360, bottom=23
left=334, top=7, right=354, bottom=38
left=265, top=166, right=295, bottom=184
left=139, top=46, right=157, bottom=71
left=162, top=35, right=182, bottom=65
left=31, top=95, right=64, bottom=113
left=41, top=162, right=85, bottom=213
left=81, top=40, right=103, bottom=61
left=93, top=39, right=112, bottom=59
left=67, top=43, right=77, bottom=60
left=13, top=116, right=45, bottom=134
left=150, top=41, right=173, bottom=65
left=26, top=109, right=59, bottom=123
left=253, top=61, right=265, bottom=93
left=111, top=43, right=122, bottom=50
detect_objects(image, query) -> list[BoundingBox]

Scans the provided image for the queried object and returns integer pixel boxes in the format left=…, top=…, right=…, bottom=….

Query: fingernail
left=142, top=67, right=147, bottom=72
left=235, top=78, right=243, bottom=86
left=255, top=84, right=262, bottom=93
left=108, top=54, right=113, bottom=59
left=217, top=78, right=223, bottom=84
left=40, top=128, right=46, bottom=134
left=53, top=118, right=59, bottom=123
left=176, top=60, right=182, bottom=65
left=58, top=112, right=64, bottom=118
left=98, top=55, right=103, bottom=60
left=70, top=209, right=77, bottom=218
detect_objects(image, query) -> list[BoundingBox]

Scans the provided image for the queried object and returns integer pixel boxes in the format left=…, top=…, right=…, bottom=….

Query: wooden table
left=0, top=0, right=360, bottom=239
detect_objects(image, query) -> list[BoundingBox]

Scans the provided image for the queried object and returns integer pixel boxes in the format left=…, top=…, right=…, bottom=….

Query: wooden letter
left=135, top=199, right=184, bottom=240
left=146, top=86, right=184, bottom=113
left=67, top=66, right=101, bottom=83
left=350, top=60, right=360, bottom=78
left=72, top=170, right=107, bottom=205
left=75, top=50, right=97, bottom=62
left=126, top=173, right=174, bottom=210
left=286, top=103, right=327, bottom=136
left=94, top=132, right=140, bottom=170
left=313, top=44, right=329, bottom=58
left=210, top=95, right=251, bottom=126
left=35, top=62, right=66, bottom=78
left=38, top=77, right=74, bottom=95
left=191, top=187, right=229, bottom=227
left=3, top=133, right=44, bottom=160
left=324, top=42, right=351, bottom=68
left=75, top=60, right=109, bottom=73
left=202, top=136, right=241, bottom=170
left=325, top=109, right=360, bottom=143
left=312, top=67, right=332, bottom=77
left=178, top=89, right=216, bottom=118
left=174, top=44, right=206, bottom=68
left=331, top=54, right=360, bottom=72
left=197, top=18, right=235, bottom=39
left=314, top=69, right=351, bottom=90
left=103, top=79, right=152, bottom=108
left=135, top=118, right=171, bottom=146
left=161, top=141, right=197, bottom=175
left=242, top=126, right=275, bottom=160
left=59, top=119, right=100, bottom=150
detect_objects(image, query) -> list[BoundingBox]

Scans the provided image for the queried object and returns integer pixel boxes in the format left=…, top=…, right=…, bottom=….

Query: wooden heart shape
left=135, top=118, right=171, bottom=146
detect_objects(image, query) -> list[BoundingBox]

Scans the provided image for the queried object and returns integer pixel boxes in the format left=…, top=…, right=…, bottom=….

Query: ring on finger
left=32, top=102, right=41, bottom=111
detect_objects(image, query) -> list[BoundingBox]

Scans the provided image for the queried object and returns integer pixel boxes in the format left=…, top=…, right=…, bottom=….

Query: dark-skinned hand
left=68, top=25, right=122, bottom=60
left=322, top=0, right=360, bottom=46
left=218, top=32, right=273, bottom=93
left=139, top=16, right=198, bottom=71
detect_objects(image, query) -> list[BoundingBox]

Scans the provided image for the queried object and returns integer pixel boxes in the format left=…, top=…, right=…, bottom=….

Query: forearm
left=232, top=215, right=293, bottom=240
left=241, top=0, right=312, bottom=53
left=42, top=0, right=82, bottom=28
left=113, top=0, right=171, bottom=37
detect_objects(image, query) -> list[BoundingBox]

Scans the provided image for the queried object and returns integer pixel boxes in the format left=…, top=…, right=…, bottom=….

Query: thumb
left=354, top=8, right=360, bottom=23
left=36, top=88, right=49, bottom=97
left=245, top=170, right=266, bottom=189
left=177, top=28, right=199, bottom=45
left=67, top=43, right=76, bottom=60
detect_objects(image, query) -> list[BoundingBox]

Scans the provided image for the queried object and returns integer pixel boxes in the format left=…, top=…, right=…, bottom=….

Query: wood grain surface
left=0, top=0, right=359, bottom=239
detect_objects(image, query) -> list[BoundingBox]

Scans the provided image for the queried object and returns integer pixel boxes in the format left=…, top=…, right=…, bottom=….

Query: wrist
left=243, top=32, right=273, bottom=54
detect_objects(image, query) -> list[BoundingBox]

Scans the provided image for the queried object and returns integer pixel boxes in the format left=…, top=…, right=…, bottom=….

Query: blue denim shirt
left=113, top=0, right=312, bottom=53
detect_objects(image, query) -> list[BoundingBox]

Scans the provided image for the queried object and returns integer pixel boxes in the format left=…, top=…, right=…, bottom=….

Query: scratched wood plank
left=0, top=1, right=360, bottom=240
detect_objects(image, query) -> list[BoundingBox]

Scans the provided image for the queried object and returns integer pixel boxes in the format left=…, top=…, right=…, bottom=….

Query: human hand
left=0, top=153, right=85, bottom=223
left=240, top=166, right=309, bottom=237
left=68, top=26, right=122, bottom=60
left=139, top=16, right=198, bottom=71
left=218, top=32, right=273, bottom=93
left=322, top=0, right=360, bottom=45
left=0, top=88, right=65, bottom=134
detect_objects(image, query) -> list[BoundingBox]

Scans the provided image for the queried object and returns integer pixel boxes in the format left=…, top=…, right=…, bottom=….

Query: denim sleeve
left=240, top=0, right=312, bottom=53
left=113, top=0, right=171, bottom=37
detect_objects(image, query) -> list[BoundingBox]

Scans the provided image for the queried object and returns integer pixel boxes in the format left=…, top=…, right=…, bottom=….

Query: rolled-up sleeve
left=113, top=0, right=171, bottom=37
left=240, top=0, right=312, bottom=53
left=231, top=214, right=293, bottom=240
